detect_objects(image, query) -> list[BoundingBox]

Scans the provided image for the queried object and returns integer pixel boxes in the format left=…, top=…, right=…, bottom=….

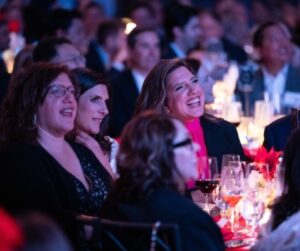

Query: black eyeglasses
left=172, top=138, right=192, bottom=149
left=47, top=84, right=78, bottom=98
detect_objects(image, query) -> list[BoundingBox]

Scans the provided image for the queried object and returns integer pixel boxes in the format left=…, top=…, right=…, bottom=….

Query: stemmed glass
left=240, top=190, right=264, bottom=241
left=221, top=160, right=245, bottom=235
left=222, top=154, right=240, bottom=169
left=195, top=157, right=220, bottom=213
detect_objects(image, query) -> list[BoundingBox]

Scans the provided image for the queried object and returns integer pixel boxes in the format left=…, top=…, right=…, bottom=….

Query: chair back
left=78, top=217, right=182, bottom=251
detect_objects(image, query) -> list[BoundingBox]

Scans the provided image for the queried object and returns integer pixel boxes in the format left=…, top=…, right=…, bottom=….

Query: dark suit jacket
left=109, top=69, right=139, bottom=137
left=237, top=65, right=300, bottom=115
left=85, top=41, right=106, bottom=75
left=263, top=115, right=292, bottom=151
left=100, top=188, right=225, bottom=251
left=222, top=37, right=247, bottom=64
left=162, top=44, right=181, bottom=59
left=201, top=114, right=245, bottom=169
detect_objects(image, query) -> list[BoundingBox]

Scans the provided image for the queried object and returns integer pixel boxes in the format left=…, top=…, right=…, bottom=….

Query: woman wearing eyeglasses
left=100, top=111, right=225, bottom=251
left=135, top=59, right=244, bottom=173
left=0, top=63, right=112, bottom=249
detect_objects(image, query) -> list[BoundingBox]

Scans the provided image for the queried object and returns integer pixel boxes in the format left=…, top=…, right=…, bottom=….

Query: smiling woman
left=71, top=68, right=117, bottom=178
left=135, top=59, right=245, bottom=172
left=0, top=63, right=112, bottom=250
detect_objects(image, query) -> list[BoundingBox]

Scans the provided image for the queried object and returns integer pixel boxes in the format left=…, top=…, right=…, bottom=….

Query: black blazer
left=85, top=41, right=106, bottom=75
left=201, top=114, right=245, bottom=169
left=263, top=115, right=292, bottom=151
left=162, top=44, right=180, bottom=59
left=100, top=188, right=225, bottom=251
left=109, top=69, right=139, bottom=137
left=221, top=37, right=247, bottom=64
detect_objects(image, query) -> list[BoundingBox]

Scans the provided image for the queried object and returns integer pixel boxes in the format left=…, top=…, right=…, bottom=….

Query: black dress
left=0, top=140, right=112, bottom=249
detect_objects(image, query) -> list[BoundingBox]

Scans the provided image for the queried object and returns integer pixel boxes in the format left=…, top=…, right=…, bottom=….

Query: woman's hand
left=76, top=131, right=116, bottom=179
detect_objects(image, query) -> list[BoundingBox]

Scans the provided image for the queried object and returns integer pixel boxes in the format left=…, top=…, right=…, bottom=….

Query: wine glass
left=195, top=156, right=219, bottom=213
left=222, top=154, right=240, bottom=170
left=240, top=190, right=264, bottom=241
left=212, top=180, right=229, bottom=218
left=221, top=162, right=245, bottom=235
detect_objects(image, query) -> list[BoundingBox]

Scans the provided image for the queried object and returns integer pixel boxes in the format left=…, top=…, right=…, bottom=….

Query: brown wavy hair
left=0, top=62, right=76, bottom=147
left=134, top=59, right=194, bottom=116
left=113, top=111, right=185, bottom=202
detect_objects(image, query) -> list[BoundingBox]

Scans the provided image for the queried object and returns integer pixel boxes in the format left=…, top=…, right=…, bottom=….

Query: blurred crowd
left=0, top=0, right=300, bottom=251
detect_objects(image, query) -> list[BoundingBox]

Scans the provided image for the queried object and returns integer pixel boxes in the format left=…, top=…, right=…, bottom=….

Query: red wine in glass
left=195, top=179, right=219, bottom=194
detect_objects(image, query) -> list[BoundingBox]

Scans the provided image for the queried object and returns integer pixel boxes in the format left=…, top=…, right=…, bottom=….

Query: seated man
left=237, top=21, right=300, bottom=115
left=263, top=108, right=300, bottom=151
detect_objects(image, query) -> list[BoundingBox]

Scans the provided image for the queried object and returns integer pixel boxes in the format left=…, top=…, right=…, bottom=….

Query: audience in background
left=11, top=45, right=34, bottom=81
left=163, top=4, right=201, bottom=59
left=85, top=20, right=126, bottom=76
left=82, top=2, right=106, bottom=42
left=33, top=37, right=85, bottom=70
left=47, top=9, right=88, bottom=54
left=109, top=27, right=161, bottom=137
left=198, top=9, right=247, bottom=64
left=237, top=21, right=300, bottom=115
left=129, top=2, right=156, bottom=29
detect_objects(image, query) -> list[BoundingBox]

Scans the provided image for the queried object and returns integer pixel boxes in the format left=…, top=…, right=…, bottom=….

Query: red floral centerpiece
left=243, top=146, right=283, bottom=180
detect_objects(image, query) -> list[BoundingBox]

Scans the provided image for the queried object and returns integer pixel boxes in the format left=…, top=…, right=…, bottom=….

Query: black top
left=263, top=115, right=292, bottom=151
left=0, top=140, right=112, bottom=249
left=108, top=69, right=139, bottom=137
left=100, top=188, right=225, bottom=251
left=201, top=114, right=245, bottom=169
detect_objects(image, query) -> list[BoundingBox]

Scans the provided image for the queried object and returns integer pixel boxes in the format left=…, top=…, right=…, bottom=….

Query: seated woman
left=252, top=129, right=300, bottom=251
left=71, top=68, right=118, bottom=178
left=0, top=63, right=112, bottom=248
left=135, top=59, right=244, bottom=171
left=100, top=111, right=225, bottom=251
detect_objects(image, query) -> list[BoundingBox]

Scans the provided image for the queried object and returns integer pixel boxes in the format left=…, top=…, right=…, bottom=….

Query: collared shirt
left=262, top=64, right=289, bottom=113
left=131, top=69, right=146, bottom=93
left=170, top=42, right=186, bottom=58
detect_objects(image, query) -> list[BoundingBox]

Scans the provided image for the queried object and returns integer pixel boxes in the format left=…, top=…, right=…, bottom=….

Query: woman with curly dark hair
left=100, top=111, right=225, bottom=251
left=0, top=63, right=112, bottom=250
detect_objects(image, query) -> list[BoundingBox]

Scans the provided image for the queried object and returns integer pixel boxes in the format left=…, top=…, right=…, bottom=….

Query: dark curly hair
left=113, top=111, right=185, bottom=202
left=71, top=67, right=111, bottom=153
left=271, top=128, right=300, bottom=230
left=0, top=62, right=76, bottom=147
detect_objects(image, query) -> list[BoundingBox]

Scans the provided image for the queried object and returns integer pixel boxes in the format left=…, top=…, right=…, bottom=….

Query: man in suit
left=198, top=10, right=248, bottom=64
left=163, top=4, right=201, bottom=59
left=85, top=20, right=126, bottom=77
left=263, top=108, right=300, bottom=151
left=109, top=28, right=161, bottom=137
left=238, top=21, right=300, bottom=115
